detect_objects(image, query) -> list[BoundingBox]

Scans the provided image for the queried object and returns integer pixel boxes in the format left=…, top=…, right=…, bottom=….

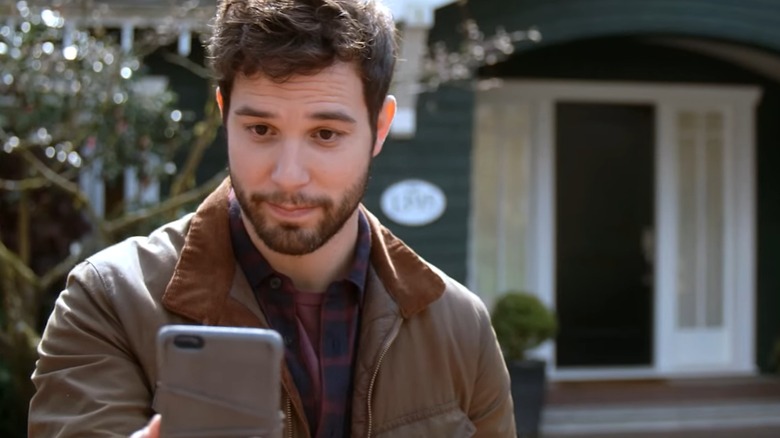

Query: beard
left=231, top=169, right=369, bottom=256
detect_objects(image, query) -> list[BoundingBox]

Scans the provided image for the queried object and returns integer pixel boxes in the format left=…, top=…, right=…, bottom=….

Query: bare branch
left=170, top=98, right=222, bottom=197
left=106, top=170, right=227, bottom=236
left=20, top=150, right=110, bottom=242
left=0, top=157, right=81, bottom=192
left=0, top=238, right=39, bottom=289
left=39, top=251, right=83, bottom=291
left=3, top=320, right=42, bottom=354
left=20, top=150, right=84, bottom=201
left=0, top=176, right=49, bottom=191
left=162, top=52, right=214, bottom=80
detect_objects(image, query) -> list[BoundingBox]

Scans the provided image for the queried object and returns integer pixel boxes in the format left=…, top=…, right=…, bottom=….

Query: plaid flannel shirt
left=228, top=193, right=369, bottom=438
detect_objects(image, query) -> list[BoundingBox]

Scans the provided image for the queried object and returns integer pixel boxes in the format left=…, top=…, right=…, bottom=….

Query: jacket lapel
left=162, top=178, right=235, bottom=325
left=362, top=207, right=446, bottom=317
left=161, top=177, right=274, bottom=328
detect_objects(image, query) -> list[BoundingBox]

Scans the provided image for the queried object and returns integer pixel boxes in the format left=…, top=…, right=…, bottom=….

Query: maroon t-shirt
left=294, top=291, right=325, bottom=414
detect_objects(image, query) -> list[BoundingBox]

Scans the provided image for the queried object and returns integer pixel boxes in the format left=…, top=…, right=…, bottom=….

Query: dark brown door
left=555, top=102, right=655, bottom=367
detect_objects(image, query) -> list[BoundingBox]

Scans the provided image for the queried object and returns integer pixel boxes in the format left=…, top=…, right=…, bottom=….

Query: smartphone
left=155, top=325, right=285, bottom=438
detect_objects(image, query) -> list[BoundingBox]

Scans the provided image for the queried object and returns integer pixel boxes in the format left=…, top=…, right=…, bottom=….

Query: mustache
left=249, top=191, right=331, bottom=207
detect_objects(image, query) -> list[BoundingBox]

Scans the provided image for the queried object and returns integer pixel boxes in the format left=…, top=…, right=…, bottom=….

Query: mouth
left=266, top=202, right=317, bottom=220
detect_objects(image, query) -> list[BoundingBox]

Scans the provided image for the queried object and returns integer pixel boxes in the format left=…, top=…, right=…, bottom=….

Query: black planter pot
left=507, top=359, right=547, bottom=438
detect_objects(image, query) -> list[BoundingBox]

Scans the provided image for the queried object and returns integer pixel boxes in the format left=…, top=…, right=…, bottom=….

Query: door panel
left=555, top=103, right=655, bottom=367
left=658, top=107, right=737, bottom=371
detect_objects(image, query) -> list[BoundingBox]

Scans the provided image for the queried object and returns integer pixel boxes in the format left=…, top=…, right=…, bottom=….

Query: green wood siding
left=363, top=86, right=474, bottom=283
left=431, top=0, right=780, bottom=55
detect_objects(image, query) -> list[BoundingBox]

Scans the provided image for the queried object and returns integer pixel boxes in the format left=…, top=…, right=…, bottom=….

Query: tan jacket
left=29, top=179, right=515, bottom=437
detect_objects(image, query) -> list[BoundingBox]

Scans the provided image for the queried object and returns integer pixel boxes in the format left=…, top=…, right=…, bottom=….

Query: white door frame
left=477, top=80, right=760, bottom=380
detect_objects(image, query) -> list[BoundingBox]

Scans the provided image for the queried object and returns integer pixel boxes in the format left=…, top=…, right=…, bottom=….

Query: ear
left=372, top=95, right=396, bottom=157
left=216, top=86, right=225, bottom=118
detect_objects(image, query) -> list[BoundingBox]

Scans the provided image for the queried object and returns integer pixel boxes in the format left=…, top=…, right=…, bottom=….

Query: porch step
left=541, top=401, right=780, bottom=435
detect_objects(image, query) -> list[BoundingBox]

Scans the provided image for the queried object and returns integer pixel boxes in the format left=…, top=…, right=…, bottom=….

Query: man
left=29, top=0, right=515, bottom=436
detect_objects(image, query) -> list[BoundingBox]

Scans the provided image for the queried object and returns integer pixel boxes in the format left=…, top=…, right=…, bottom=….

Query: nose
left=270, top=140, right=310, bottom=191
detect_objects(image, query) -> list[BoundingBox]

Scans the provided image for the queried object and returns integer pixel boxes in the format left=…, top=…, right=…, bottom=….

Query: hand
left=130, top=414, right=161, bottom=438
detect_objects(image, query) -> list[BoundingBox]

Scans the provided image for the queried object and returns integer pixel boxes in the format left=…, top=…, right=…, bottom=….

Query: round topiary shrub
left=491, top=291, right=558, bottom=362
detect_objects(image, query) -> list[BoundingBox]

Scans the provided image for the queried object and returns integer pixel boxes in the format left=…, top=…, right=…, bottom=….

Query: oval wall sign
left=380, top=179, right=447, bottom=227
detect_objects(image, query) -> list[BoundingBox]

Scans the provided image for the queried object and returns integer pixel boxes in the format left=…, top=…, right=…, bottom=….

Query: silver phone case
left=155, top=325, right=285, bottom=438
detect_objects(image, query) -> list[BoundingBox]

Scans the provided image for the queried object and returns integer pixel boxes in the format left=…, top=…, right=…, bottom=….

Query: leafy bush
left=0, top=3, right=221, bottom=436
left=491, top=291, right=557, bottom=361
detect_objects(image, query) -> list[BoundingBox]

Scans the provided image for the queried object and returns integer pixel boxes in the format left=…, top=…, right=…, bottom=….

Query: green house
left=366, top=0, right=780, bottom=379
left=11, top=0, right=777, bottom=379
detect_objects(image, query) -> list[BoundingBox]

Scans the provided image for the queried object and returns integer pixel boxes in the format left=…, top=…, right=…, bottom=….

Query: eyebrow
left=233, top=106, right=357, bottom=125
left=310, top=111, right=357, bottom=125
left=233, top=106, right=274, bottom=118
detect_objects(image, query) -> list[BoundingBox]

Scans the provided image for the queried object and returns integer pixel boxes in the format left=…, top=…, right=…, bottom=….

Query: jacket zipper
left=286, top=396, right=293, bottom=438
left=365, top=319, right=402, bottom=438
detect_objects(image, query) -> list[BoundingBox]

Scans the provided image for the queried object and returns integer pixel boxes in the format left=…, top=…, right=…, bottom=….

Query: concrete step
left=541, top=401, right=780, bottom=435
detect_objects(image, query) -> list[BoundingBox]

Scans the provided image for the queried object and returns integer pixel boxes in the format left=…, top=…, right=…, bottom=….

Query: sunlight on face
left=224, top=62, right=378, bottom=255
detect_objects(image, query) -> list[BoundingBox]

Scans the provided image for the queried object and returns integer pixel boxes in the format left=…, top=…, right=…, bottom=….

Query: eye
left=314, top=129, right=339, bottom=142
left=250, top=125, right=270, bottom=136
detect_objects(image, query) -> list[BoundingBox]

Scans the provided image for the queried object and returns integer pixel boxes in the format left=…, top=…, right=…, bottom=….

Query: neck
left=248, top=210, right=361, bottom=293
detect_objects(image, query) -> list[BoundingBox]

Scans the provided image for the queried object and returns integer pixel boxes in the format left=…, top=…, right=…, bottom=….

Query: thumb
left=130, top=414, right=161, bottom=438
left=147, top=414, right=161, bottom=437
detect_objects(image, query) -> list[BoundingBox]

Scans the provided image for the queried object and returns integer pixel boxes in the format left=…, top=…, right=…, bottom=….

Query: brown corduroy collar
left=162, top=178, right=445, bottom=324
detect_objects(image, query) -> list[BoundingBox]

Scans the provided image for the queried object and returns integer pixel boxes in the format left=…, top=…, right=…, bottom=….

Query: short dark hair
left=208, top=0, right=398, bottom=138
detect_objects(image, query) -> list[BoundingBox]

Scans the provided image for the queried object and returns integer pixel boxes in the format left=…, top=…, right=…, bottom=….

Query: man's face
left=221, top=62, right=392, bottom=256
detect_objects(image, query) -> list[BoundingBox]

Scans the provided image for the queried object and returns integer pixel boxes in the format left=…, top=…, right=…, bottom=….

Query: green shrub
left=491, top=291, right=558, bottom=361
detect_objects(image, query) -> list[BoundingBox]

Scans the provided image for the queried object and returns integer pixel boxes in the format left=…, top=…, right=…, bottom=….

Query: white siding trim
left=735, top=99, right=759, bottom=373
left=479, top=80, right=761, bottom=107
left=655, top=104, right=677, bottom=373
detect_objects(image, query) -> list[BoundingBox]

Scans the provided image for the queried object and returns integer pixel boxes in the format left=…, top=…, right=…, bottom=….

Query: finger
left=148, top=414, right=161, bottom=437
left=129, top=415, right=161, bottom=438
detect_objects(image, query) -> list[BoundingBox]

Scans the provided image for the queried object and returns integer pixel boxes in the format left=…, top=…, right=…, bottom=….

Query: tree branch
left=21, top=150, right=84, bottom=200
left=20, top=150, right=110, bottom=242
left=106, top=170, right=226, bottom=236
left=162, top=52, right=214, bottom=80
left=39, top=250, right=83, bottom=291
left=0, top=319, right=42, bottom=358
left=0, top=176, right=49, bottom=191
left=0, top=159, right=82, bottom=192
left=170, top=97, right=222, bottom=197
left=0, top=238, right=39, bottom=289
